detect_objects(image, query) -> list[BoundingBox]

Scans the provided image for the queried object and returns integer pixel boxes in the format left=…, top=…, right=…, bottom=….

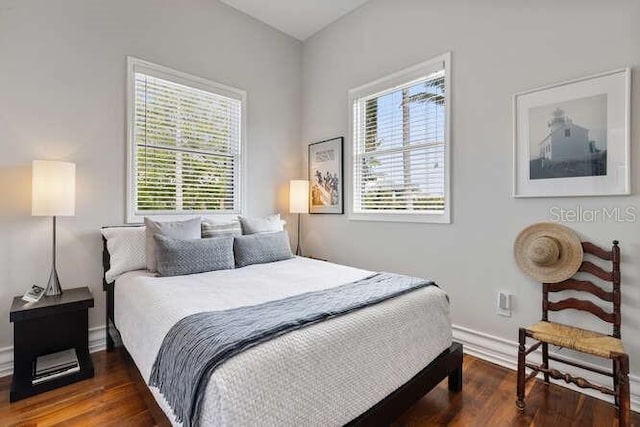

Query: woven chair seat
left=526, top=321, right=625, bottom=359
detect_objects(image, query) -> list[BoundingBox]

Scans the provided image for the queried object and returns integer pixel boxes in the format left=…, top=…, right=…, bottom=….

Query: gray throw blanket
left=149, top=272, right=435, bottom=427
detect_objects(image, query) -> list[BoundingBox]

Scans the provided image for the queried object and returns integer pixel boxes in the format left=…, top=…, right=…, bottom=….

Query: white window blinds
left=129, top=59, right=244, bottom=219
left=350, top=56, right=450, bottom=222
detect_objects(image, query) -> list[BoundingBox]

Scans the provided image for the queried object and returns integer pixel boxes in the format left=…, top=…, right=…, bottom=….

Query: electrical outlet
left=497, top=291, right=511, bottom=317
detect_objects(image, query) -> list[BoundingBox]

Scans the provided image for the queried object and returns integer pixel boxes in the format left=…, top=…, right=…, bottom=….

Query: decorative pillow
left=145, top=217, right=202, bottom=273
left=238, top=214, right=285, bottom=235
left=202, top=219, right=242, bottom=238
left=234, top=230, right=293, bottom=268
left=101, top=226, right=146, bottom=283
left=155, top=234, right=234, bottom=277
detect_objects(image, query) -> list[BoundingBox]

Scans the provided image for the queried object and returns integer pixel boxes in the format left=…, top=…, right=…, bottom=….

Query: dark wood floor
left=0, top=350, right=636, bottom=426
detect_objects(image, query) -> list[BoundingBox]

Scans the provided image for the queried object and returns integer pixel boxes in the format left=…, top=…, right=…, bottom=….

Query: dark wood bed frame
left=102, top=232, right=463, bottom=426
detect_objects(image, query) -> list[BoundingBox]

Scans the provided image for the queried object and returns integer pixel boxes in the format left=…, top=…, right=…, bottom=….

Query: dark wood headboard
left=101, top=225, right=142, bottom=350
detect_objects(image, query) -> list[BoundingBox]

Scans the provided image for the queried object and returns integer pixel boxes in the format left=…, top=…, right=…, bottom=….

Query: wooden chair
left=516, top=240, right=630, bottom=426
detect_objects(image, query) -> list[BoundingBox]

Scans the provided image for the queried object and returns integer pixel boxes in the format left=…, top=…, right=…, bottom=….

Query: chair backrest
left=542, top=240, right=621, bottom=338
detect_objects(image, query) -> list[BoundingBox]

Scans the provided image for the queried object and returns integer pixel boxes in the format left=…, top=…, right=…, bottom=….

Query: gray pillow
left=155, top=234, right=234, bottom=277
left=145, top=217, right=201, bottom=273
left=238, top=214, right=284, bottom=235
left=234, top=231, right=293, bottom=268
left=202, top=219, right=242, bottom=238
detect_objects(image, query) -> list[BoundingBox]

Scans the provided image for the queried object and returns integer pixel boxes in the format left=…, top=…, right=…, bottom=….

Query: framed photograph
left=309, top=137, right=344, bottom=214
left=514, top=68, right=630, bottom=197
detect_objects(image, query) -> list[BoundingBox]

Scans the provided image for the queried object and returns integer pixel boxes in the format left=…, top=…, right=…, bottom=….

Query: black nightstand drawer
left=10, top=288, right=94, bottom=322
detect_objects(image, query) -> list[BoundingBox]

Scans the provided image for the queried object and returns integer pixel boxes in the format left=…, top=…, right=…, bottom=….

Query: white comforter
left=114, top=257, right=452, bottom=426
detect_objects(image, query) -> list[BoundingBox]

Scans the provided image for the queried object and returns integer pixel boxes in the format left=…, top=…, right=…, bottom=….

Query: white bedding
left=114, top=257, right=452, bottom=426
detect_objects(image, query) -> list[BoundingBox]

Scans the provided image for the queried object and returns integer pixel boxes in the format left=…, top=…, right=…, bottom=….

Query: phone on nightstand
left=22, top=285, right=45, bottom=303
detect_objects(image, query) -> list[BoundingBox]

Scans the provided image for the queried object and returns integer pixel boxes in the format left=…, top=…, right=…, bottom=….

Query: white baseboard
left=0, top=326, right=106, bottom=379
left=452, top=324, right=639, bottom=412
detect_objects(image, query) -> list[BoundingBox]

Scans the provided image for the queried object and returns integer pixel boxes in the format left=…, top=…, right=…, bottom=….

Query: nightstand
left=9, top=287, right=95, bottom=402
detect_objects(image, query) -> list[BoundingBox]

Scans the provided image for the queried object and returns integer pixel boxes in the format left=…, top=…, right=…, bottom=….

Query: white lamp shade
left=32, top=160, right=76, bottom=216
left=289, top=180, right=309, bottom=214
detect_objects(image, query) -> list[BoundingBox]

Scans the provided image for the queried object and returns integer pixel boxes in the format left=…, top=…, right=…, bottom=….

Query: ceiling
left=219, top=0, right=370, bottom=41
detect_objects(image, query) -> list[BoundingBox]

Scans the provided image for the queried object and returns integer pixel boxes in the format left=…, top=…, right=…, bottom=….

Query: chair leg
left=613, top=359, right=619, bottom=407
left=541, top=342, right=550, bottom=384
left=617, top=354, right=630, bottom=427
left=516, top=328, right=526, bottom=410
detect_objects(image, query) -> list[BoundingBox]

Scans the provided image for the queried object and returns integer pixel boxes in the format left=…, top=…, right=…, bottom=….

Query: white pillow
left=101, top=226, right=146, bottom=283
left=238, top=214, right=286, bottom=235
left=144, top=217, right=202, bottom=273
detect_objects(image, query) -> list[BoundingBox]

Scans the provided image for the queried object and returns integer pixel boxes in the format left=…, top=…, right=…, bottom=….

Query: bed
left=102, top=234, right=463, bottom=426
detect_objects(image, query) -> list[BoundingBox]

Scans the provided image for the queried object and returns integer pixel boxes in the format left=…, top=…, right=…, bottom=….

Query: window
left=126, top=57, right=246, bottom=222
left=348, top=53, right=450, bottom=223
left=565, top=128, right=571, bottom=137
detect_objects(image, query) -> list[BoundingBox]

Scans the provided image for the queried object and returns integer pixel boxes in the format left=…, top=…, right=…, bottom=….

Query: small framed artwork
left=513, top=68, right=630, bottom=197
left=309, top=137, right=344, bottom=214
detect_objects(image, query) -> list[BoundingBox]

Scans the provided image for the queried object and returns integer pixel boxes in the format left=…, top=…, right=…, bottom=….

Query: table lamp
left=32, top=160, right=76, bottom=296
left=289, top=180, right=309, bottom=256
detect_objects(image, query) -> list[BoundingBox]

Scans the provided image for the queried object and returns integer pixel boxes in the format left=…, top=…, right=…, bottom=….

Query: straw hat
left=514, top=223, right=583, bottom=283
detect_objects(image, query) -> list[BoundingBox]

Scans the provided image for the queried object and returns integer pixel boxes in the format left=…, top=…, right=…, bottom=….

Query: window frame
left=347, top=52, right=451, bottom=224
left=125, top=57, right=247, bottom=223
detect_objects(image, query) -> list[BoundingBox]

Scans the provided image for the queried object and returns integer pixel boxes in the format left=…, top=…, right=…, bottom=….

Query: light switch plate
left=497, top=291, right=511, bottom=317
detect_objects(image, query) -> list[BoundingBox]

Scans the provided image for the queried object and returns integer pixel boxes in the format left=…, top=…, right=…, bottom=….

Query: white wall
left=1, top=0, right=639, bottom=406
left=0, top=0, right=301, bottom=348
left=301, top=0, right=640, bottom=383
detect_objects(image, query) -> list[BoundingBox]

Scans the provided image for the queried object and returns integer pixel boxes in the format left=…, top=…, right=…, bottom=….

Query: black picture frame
left=308, top=137, right=344, bottom=214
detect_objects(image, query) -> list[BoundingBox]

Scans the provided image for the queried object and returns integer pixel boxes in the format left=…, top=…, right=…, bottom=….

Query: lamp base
left=44, top=215, right=63, bottom=297
left=296, top=213, right=302, bottom=257
left=44, top=267, right=63, bottom=297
